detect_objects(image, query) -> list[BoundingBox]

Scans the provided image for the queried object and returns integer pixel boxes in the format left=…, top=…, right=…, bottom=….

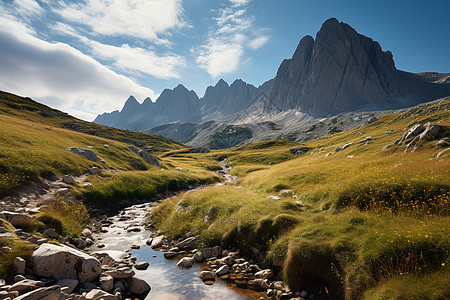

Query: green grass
left=150, top=99, right=450, bottom=299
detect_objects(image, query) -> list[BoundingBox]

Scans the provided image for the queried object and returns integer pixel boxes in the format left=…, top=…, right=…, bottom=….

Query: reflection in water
left=131, top=246, right=264, bottom=300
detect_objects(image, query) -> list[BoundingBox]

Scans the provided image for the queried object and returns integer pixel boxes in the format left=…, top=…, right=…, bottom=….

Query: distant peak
left=174, top=84, right=188, bottom=91
left=143, top=97, right=153, bottom=105
left=216, top=79, right=229, bottom=88
left=231, top=79, right=245, bottom=86
left=321, top=17, right=340, bottom=31
left=121, top=95, right=140, bottom=112
left=125, top=95, right=138, bottom=103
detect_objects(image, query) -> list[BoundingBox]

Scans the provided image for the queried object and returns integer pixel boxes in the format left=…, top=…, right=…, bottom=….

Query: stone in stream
left=174, top=237, right=196, bottom=250
left=55, top=279, right=78, bottom=294
left=199, top=271, right=216, bottom=282
left=254, top=269, right=273, bottom=280
left=105, top=267, right=135, bottom=279
left=134, top=262, right=149, bottom=270
left=176, top=257, right=194, bottom=268
left=215, top=265, right=230, bottom=276
left=193, top=251, right=203, bottom=262
left=14, top=285, right=61, bottom=300
left=85, top=289, right=119, bottom=300
left=163, top=252, right=178, bottom=259
left=201, top=246, right=222, bottom=260
left=126, top=277, right=151, bottom=295
left=32, top=243, right=101, bottom=283
left=98, top=274, right=114, bottom=292
left=7, top=279, right=45, bottom=294
left=248, top=278, right=269, bottom=291
left=81, top=228, right=93, bottom=238
left=150, top=235, right=165, bottom=249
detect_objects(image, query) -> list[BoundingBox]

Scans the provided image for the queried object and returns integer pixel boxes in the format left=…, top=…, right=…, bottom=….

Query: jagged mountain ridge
left=95, top=18, right=450, bottom=148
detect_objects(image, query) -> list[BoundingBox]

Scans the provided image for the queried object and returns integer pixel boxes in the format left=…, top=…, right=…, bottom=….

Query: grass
left=150, top=99, right=450, bottom=299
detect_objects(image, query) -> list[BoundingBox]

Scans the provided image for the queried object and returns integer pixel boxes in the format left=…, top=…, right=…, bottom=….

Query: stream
left=89, top=160, right=267, bottom=300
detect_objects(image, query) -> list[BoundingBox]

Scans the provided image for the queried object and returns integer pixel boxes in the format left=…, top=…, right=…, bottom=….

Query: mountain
left=95, top=84, right=201, bottom=131
left=95, top=18, right=450, bottom=148
left=267, top=18, right=449, bottom=116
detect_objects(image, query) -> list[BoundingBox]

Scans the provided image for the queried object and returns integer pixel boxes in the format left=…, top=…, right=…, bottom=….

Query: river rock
left=68, top=147, right=98, bottom=162
left=105, top=267, right=135, bottom=279
left=56, top=279, right=78, bottom=294
left=193, top=251, right=203, bottom=262
left=63, top=175, right=76, bottom=185
left=248, top=278, right=269, bottom=291
left=85, top=289, right=119, bottom=300
left=199, top=271, right=216, bottom=281
left=43, top=228, right=59, bottom=239
left=0, top=211, right=35, bottom=227
left=32, top=243, right=101, bottom=283
left=134, top=262, right=149, bottom=270
left=176, top=257, right=194, bottom=268
left=126, top=277, right=151, bottom=295
left=255, top=269, right=273, bottom=280
left=215, top=265, right=230, bottom=276
left=98, top=274, right=114, bottom=292
left=150, top=235, right=164, bottom=249
left=7, top=279, right=44, bottom=294
left=163, top=251, right=178, bottom=259
left=201, top=246, right=222, bottom=259
left=14, top=285, right=61, bottom=300
left=174, top=237, right=196, bottom=250
left=13, top=257, right=26, bottom=275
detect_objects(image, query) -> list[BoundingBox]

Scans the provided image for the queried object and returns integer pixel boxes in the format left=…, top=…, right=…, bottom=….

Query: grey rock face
left=68, top=147, right=98, bottom=162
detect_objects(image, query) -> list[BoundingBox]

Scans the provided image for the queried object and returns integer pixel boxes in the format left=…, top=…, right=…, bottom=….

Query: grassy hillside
left=151, top=98, right=450, bottom=299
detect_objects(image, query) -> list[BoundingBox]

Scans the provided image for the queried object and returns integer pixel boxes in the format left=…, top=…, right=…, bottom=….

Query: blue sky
left=0, top=0, right=448, bottom=121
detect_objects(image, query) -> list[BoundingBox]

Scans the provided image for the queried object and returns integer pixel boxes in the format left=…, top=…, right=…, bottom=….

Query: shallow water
left=131, top=246, right=266, bottom=300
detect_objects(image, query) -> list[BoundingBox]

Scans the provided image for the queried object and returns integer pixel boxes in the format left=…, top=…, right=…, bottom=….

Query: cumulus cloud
left=53, top=0, right=185, bottom=44
left=195, top=0, right=269, bottom=78
left=0, top=17, right=156, bottom=121
left=12, top=0, right=44, bottom=18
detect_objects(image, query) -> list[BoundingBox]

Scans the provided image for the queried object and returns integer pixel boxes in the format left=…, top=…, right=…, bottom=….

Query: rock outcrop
left=32, top=243, right=101, bottom=283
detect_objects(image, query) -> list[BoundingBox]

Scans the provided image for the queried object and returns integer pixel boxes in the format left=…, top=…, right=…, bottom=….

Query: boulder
left=98, top=274, right=114, bottom=292
left=0, top=211, right=35, bottom=227
left=254, top=269, right=273, bottom=280
left=248, top=278, right=269, bottom=291
left=174, top=237, right=196, bottom=250
left=289, top=147, right=310, bottom=155
left=126, top=277, right=151, bottom=295
left=32, top=243, right=101, bottom=283
left=62, top=175, right=76, bottom=185
left=335, top=142, right=353, bottom=152
left=176, top=257, right=194, bottom=268
left=134, top=262, right=149, bottom=270
left=55, top=279, right=78, bottom=294
left=7, top=279, right=44, bottom=294
left=89, top=167, right=100, bottom=175
left=85, top=289, right=119, bottom=300
left=199, top=271, right=216, bottom=281
left=14, top=285, right=61, bottom=300
left=163, top=252, right=178, bottom=259
left=43, top=228, right=59, bottom=239
left=105, top=267, right=135, bottom=279
left=201, top=246, right=222, bottom=260
left=150, top=235, right=164, bottom=249
left=13, top=257, right=26, bottom=275
left=193, top=251, right=203, bottom=262
left=215, top=265, right=230, bottom=276
left=128, top=146, right=159, bottom=166
left=68, top=147, right=98, bottom=162
left=279, top=189, right=294, bottom=197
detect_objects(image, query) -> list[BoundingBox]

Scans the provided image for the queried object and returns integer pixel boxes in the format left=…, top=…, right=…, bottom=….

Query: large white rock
left=32, top=243, right=101, bottom=283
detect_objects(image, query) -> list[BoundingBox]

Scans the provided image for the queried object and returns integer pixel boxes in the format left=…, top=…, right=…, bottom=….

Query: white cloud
left=195, top=0, right=269, bottom=78
left=88, top=42, right=185, bottom=79
left=0, top=16, right=156, bottom=121
left=54, top=0, right=185, bottom=44
left=196, top=38, right=244, bottom=78
left=12, top=0, right=44, bottom=18
left=248, top=35, right=269, bottom=50
left=229, top=0, right=251, bottom=7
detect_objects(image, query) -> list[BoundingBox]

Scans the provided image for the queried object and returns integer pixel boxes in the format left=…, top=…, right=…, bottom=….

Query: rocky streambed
left=0, top=160, right=316, bottom=300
